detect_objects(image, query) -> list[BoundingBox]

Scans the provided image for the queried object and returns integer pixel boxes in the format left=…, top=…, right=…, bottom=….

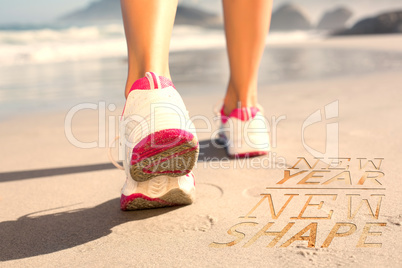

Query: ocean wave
left=0, top=24, right=317, bottom=66
left=0, top=24, right=126, bottom=66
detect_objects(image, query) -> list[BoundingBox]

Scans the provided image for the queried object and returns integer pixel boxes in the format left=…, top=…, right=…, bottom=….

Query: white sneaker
left=120, top=172, right=196, bottom=210
left=218, top=106, right=270, bottom=158
left=118, top=72, right=198, bottom=210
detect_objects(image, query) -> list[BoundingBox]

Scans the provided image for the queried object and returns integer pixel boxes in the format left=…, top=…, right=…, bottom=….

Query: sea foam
left=0, top=24, right=315, bottom=66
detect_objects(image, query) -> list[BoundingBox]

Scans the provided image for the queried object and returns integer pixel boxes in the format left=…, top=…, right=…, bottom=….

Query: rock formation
left=317, top=7, right=353, bottom=31
left=270, top=3, right=312, bottom=31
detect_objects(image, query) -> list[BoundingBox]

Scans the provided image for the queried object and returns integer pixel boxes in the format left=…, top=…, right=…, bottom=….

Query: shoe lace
left=107, top=135, right=125, bottom=170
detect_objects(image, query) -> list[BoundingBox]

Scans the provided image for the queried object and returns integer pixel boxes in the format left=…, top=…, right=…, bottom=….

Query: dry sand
left=0, top=34, right=401, bottom=267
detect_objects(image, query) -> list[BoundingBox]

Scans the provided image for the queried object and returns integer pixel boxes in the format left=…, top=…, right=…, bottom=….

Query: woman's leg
left=121, top=0, right=178, bottom=98
left=119, top=1, right=199, bottom=211
left=222, top=0, right=273, bottom=115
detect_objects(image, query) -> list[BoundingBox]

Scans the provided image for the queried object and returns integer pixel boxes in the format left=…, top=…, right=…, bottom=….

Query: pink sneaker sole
left=121, top=189, right=194, bottom=210
left=130, top=129, right=199, bottom=182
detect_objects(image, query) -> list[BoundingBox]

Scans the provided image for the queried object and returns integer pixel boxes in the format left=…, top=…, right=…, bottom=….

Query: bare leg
left=121, top=0, right=178, bottom=98
left=222, top=0, right=273, bottom=115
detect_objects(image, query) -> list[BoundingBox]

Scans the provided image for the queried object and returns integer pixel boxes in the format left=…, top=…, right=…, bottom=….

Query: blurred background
left=1, top=0, right=402, bottom=119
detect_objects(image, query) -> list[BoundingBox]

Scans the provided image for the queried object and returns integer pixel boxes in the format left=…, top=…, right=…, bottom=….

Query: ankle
left=125, top=69, right=171, bottom=98
left=223, top=83, right=257, bottom=115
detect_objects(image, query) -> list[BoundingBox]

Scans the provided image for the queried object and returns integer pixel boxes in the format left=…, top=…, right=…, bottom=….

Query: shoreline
left=1, top=34, right=402, bottom=122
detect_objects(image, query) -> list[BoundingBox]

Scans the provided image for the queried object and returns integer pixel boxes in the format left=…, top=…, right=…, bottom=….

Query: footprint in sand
left=183, top=214, right=217, bottom=232
left=140, top=213, right=218, bottom=233
left=195, top=182, right=224, bottom=200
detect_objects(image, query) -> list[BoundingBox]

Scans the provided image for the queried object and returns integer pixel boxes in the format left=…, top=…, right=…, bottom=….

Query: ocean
left=0, top=24, right=319, bottom=66
left=1, top=24, right=402, bottom=120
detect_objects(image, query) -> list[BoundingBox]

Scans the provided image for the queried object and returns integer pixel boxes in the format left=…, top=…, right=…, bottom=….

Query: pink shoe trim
left=130, top=77, right=150, bottom=91
left=150, top=72, right=158, bottom=89
left=121, top=103, right=127, bottom=120
left=187, top=172, right=196, bottom=186
left=128, top=74, right=175, bottom=93
left=131, top=129, right=198, bottom=175
left=221, top=106, right=260, bottom=124
left=131, top=129, right=196, bottom=165
left=131, top=136, right=189, bottom=164
left=122, top=73, right=175, bottom=118
left=120, top=193, right=174, bottom=210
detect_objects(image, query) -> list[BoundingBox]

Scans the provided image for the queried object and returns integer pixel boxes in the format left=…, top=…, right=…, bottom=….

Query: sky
left=0, top=0, right=209, bottom=25
left=0, top=0, right=93, bottom=24
left=1, top=0, right=402, bottom=25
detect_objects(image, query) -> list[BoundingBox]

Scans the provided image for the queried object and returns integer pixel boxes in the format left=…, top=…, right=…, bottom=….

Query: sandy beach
left=1, top=34, right=401, bottom=267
